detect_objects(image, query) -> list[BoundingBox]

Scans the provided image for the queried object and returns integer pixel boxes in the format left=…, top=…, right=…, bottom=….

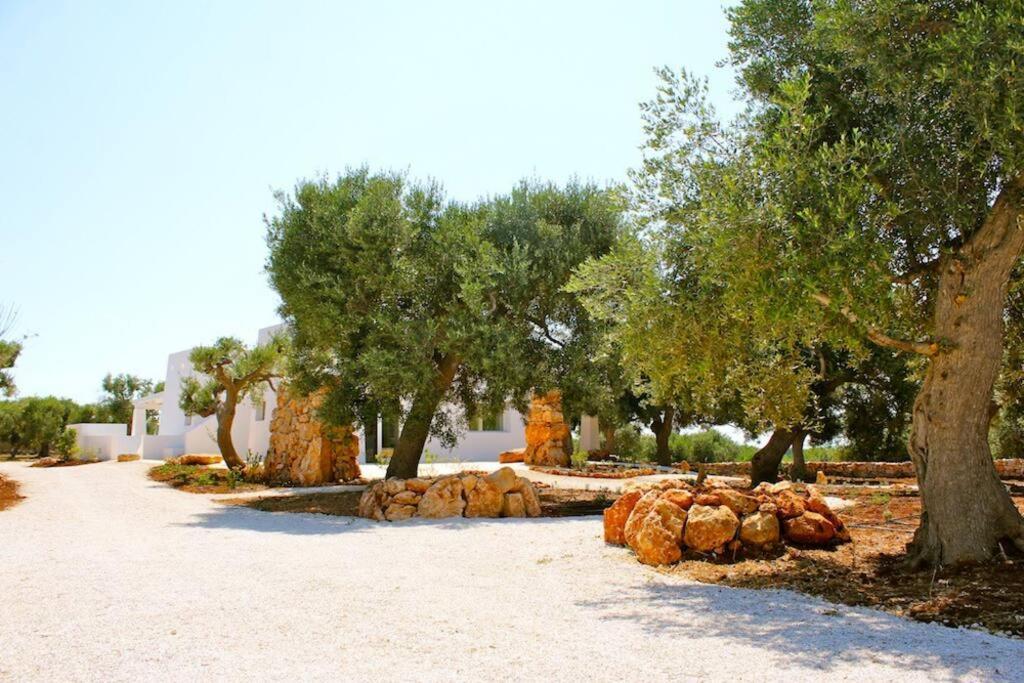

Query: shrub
left=53, top=428, right=79, bottom=461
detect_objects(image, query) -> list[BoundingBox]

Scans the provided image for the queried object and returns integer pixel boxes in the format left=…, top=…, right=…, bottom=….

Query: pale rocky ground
left=1, top=460, right=1022, bottom=682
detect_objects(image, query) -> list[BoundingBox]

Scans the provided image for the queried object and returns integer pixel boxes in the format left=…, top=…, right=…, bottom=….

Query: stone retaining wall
left=604, top=480, right=849, bottom=566
left=358, top=467, right=542, bottom=521
left=696, top=459, right=1024, bottom=481
left=266, top=387, right=361, bottom=486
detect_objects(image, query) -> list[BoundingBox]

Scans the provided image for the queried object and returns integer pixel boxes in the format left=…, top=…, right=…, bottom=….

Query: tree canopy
left=266, top=169, right=624, bottom=478
left=179, top=336, right=286, bottom=469
left=594, top=0, right=1024, bottom=565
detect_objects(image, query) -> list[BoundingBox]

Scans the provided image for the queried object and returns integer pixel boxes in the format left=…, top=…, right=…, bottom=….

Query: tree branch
left=810, top=293, right=939, bottom=356
left=891, top=256, right=942, bottom=285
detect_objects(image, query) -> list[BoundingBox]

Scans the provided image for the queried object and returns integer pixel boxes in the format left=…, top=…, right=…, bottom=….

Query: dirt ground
left=672, top=487, right=1024, bottom=639
left=0, top=474, right=23, bottom=511
left=148, top=463, right=267, bottom=494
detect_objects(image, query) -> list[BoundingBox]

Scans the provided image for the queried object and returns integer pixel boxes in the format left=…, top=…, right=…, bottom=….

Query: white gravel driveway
left=1, top=460, right=1021, bottom=682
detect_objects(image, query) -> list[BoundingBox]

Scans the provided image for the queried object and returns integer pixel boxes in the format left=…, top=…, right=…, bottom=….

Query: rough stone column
left=523, top=390, right=572, bottom=467
left=265, top=387, right=361, bottom=485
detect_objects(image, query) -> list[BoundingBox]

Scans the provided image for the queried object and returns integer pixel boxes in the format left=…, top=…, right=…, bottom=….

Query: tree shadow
left=575, top=577, right=1024, bottom=681
left=176, top=501, right=589, bottom=537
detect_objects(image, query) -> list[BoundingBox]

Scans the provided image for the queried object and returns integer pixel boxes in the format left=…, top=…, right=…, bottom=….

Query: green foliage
left=613, top=426, right=758, bottom=464
left=100, top=373, right=155, bottom=426
left=0, top=396, right=77, bottom=456
left=266, top=169, right=624, bottom=458
left=178, top=336, right=286, bottom=418
left=53, top=428, right=79, bottom=460
left=0, top=340, right=21, bottom=397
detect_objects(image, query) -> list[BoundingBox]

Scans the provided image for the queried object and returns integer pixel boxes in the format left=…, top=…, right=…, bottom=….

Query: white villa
left=70, top=324, right=534, bottom=463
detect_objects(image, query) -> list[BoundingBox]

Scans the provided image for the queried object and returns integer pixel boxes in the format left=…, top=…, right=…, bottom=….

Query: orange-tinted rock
left=632, top=499, right=687, bottom=566
left=660, top=489, right=695, bottom=511
left=522, top=391, right=572, bottom=467
left=465, top=478, right=503, bottom=518
left=783, top=511, right=836, bottom=545
left=519, top=479, right=542, bottom=517
left=266, top=386, right=361, bottom=485
left=695, top=493, right=722, bottom=506
left=683, top=504, right=739, bottom=552
left=486, top=467, right=518, bottom=494
left=774, top=489, right=807, bottom=519
left=740, top=511, right=781, bottom=547
left=502, top=492, right=526, bottom=517
left=358, top=481, right=387, bottom=521
left=498, top=448, right=525, bottom=464
left=384, top=503, right=417, bottom=521
left=805, top=486, right=850, bottom=543
left=603, top=490, right=643, bottom=545
left=391, top=490, right=421, bottom=506
left=715, top=488, right=759, bottom=515
left=405, top=478, right=432, bottom=493
left=417, top=477, right=465, bottom=519
left=624, top=491, right=661, bottom=548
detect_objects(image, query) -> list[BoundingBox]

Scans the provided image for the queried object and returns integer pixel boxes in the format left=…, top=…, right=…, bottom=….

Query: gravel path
left=1, top=461, right=1021, bottom=682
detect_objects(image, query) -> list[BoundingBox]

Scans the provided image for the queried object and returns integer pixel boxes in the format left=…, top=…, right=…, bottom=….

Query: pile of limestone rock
left=604, top=479, right=850, bottom=566
left=358, top=467, right=542, bottom=522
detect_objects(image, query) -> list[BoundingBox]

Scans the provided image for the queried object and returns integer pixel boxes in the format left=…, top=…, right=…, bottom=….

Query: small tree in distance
left=179, top=336, right=286, bottom=470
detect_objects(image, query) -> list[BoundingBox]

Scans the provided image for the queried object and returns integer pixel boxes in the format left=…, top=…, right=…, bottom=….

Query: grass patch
left=149, top=463, right=266, bottom=494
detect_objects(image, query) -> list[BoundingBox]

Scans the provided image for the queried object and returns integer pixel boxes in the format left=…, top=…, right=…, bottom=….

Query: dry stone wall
left=266, top=387, right=361, bottom=485
left=358, top=467, right=542, bottom=521
left=696, top=459, right=1024, bottom=481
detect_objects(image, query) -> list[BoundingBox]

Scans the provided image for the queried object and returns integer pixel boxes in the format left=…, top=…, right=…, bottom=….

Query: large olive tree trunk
left=749, top=428, right=795, bottom=486
left=216, top=390, right=244, bottom=470
left=386, top=354, right=461, bottom=480
left=650, top=406, right=675, bottom=467
left=907, top=180, right=1024, bottom=566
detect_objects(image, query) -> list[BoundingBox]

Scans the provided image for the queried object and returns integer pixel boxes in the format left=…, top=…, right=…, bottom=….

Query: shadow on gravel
left=177, top=502, right=593, bottom=537
left=576, top=579, right=1023, bottom=682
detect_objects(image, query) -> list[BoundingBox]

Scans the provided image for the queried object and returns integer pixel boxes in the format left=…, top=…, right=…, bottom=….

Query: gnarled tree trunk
left=749, top=428, right=794, bottom=486
left=650, top=406, right=675, bottom=467
left=386, top=354, right=461, bottom=480
left=907, top=180, right=1024, bottom=566
left=216, top=390, right=244, bottom=470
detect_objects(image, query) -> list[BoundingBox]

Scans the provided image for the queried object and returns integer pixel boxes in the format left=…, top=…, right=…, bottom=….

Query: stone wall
left=604, top=480, right=850, bottom=566
left=358, top=467, right=542, bottom=521
left=266, top=387, right=361, bottom=486
left=523, top=391, right=571, bottom=467
left=697, top=459, right=1024, bottom=481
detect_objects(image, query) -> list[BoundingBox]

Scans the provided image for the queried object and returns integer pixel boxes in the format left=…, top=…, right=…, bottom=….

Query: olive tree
left=266, top=170, right=623, bottom=479
left=0, top=306, right=22, bottom=397
left=179, top=337, right=286, bottom=469
left=632, top=0, right=1024, bottom=565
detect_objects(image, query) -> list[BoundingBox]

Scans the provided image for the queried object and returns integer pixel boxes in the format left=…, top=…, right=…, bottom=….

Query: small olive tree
left=179, top=336, right=286, bottom=469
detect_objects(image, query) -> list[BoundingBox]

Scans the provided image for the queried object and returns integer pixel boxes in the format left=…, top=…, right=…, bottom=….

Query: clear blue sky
left=1, top=1, right=738, bottom=404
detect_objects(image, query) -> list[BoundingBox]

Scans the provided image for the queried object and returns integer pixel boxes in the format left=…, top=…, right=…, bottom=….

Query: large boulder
left=357, top=481, right=387, bottom=521
left=502, top=492, right=526, bottom=517
left=659, top=489, right=694, bottom=511
left=739, top=511, right=781, bottom=547
left=632, top=499, right=687, bottom=566
left=603, top=490, right=643, bottom=545
left=683, top=504, right=739, bottom=552
left=417, top=477, right=465, bottom=519
left=783, top=511, right=836, bottom=545
left=486, top=467, right=518, bottom=494
left=715, top=488, right=759, bottom=516
left=623, top=491, right=661, bottom=548
left=773, top=489, right=807, bottom=519
left=518, top=479, right=542, bottom=517
left=805, top=486, right=851, bottom=542
left=465, top=478, right=503, bottom=518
